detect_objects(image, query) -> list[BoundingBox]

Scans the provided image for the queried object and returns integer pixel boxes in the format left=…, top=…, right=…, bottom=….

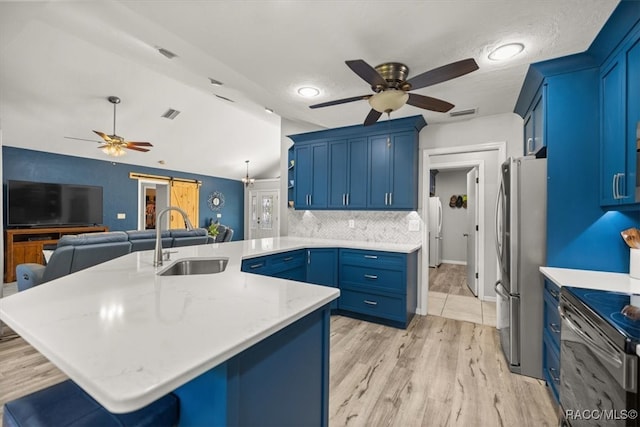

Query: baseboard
left=481, top=295, right=496, bottom=303
left=441, top=259, right=467, bottom=265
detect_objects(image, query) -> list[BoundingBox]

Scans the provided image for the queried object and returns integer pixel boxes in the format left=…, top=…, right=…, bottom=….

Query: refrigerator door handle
left=437, top=200, right=443, bottom=233
left=494, top=280, right=510, bottom=299
left=494, top=179, right=504, bottom=270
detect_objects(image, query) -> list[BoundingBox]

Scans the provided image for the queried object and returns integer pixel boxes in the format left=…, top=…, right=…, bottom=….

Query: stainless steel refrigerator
left=494, top=156, right=546, bottom=379
left=428, top=196, right=443, bottom=267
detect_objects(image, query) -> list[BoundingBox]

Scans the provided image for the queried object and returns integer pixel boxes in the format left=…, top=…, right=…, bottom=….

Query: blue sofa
left=16, top=228, right=213, bottom=292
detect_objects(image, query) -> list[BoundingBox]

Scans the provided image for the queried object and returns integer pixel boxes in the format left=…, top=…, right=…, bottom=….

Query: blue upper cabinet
left=599, top=24, right=640, bottom=206
left=294, top=142, right=328, bottom=208
left=289, top=115, right=425, bottom=211
left=523, top=85, right=547, bottom=157
left=328, top=138, right=367, bottom=209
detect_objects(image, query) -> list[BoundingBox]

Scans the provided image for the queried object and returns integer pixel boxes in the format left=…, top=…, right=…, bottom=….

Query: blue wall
left=2, top=146, right=244, bottom=239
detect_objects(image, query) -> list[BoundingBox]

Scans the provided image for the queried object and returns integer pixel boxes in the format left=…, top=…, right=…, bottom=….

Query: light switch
left=117, top=213, right=126, bottom=219
left=408, top=219, right=420, bottom=231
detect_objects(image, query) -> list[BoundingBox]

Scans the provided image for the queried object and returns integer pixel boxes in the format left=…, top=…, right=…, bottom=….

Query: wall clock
left=207, top=191, right=225, bottom=211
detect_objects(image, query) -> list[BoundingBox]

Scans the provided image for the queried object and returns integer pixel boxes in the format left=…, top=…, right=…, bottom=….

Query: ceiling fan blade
left=64, top=136, right=103, bottom=143
left=125, top=145, right=150, bottom=152
left=125, top=141, right=154, bottom=147
left=309, top=95, right=371, bottom=109
left=345, top=60, right=387, bottom=88
left=363, top=109, right=382, bottom=126
left=93, top=130, right=112, bottom=142
left=406, top=93, right=454, bottom=113
left=406, top=58, right=479, bottom=90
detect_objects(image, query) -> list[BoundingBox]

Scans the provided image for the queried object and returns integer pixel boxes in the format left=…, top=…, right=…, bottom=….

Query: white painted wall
left=435, top=170, right=469, bottom=263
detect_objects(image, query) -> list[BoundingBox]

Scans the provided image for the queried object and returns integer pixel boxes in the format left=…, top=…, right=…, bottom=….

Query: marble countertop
left=0, top=237, right=420, bottom=413
left=540, top=266, right=640, bottom=294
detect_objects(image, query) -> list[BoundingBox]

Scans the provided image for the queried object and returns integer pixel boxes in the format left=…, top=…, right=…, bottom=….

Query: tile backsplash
left=287, top=210, right=423, bottom=245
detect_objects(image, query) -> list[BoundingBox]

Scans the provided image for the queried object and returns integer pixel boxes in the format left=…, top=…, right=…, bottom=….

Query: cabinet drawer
left=341, top=265, right=403, bottom=293
left=269, top=250, right=305, bottom=271
left=544, top=289, right=561, bottom=349
left=340, top=249, right=405, bottom=268
left=544, top=279, right=560, bottom=301
left=338, top=289, right=405, bottom=322
left=241, top=256, right=270, bottom=274
left=543, top=333, right=561, bottom=403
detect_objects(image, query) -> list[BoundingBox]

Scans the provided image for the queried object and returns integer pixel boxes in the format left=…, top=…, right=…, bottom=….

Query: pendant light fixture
left=242, top=160, right=255, bottom=187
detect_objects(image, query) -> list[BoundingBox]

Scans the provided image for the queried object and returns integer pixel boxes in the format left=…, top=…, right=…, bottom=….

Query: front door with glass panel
left=249, top=190, right=279, bottom=239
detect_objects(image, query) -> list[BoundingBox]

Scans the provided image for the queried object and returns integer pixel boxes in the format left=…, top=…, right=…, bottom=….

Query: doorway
left=248, top=189, right=280, bottom=239
left=138, top=180, right=169, bottom=230
left=421, top=142, right=507, bottom=324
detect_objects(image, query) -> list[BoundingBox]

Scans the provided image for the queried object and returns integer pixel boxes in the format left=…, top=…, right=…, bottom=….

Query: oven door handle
left=558, top=302, right=623, bottom=367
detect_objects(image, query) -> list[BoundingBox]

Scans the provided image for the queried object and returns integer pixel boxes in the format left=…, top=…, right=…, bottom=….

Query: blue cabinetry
left=294, top=143, right=328, bottom=209
left=328, top=138, right=368, bottom=209
left=241, top=249, right=306, bottom=280
left=289, top=115, right=425, bottom=211
left=287, top=146, right=295, bottom=208
left=338, top=248, right=417, bottom=328
left=306, top=248, right=339, bottom=309
left=600, top=25, right=640, bottom=206
left=542, top=279, right=561, bottom=403
left=523, top=85, right=547, bottom=157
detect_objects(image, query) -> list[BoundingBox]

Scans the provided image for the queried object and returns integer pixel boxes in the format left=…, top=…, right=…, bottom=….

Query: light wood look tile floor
left=429, top=264, right=496, bottom=326
left=1, top=282, right=556, bottom=427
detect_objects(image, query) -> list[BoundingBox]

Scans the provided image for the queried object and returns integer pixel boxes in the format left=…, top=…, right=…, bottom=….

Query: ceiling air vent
left=157, top=47, right=178, bottom=59
left=449, top=108, right=477, bottom=117
left=161, top=109, right=181, bottom=120
left=215, top=94, right=234, bottom=103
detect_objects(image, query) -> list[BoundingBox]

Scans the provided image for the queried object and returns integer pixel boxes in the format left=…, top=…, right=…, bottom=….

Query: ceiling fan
left=309, top=58, right=479, bottom=126
left=65, top=96, right=153, bottom=156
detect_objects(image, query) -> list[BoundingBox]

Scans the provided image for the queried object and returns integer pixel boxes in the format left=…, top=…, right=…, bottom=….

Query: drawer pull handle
left=250, top=263, right=264, bottom=269
left=364, top=274, right=378, bottom=280
left=548, top=289, right=559, bottom=299
left=364, top=300, right=378, bottom=306
left=549, top=367, right=560, bottom=384
left=283, top=257, right=294, bottom=262
left=549, top=323, right=560, bottom=334
left=364, top=255, right=378, bottom=259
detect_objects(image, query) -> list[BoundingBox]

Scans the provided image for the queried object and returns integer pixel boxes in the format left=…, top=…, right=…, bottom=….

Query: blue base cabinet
left=289, top=115, right=426, bottom=211
left=338, top=248, right=417, bottom=329
left=542, top=279, right=561, bottom=404
left=242, top=246, right=418, bottom=329
left=306, top=248, right=339, bottom=309
left=174, top=305, right=331, bottom=427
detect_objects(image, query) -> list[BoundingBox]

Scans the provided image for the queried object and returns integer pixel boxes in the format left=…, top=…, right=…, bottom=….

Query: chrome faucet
left=154, top=206, right=194, bottom=266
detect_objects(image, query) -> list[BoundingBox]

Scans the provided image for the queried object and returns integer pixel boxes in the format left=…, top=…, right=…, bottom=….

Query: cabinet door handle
left=342, top=194, right=346, bottom=205
left=526, top=137, right=534, bottom=155
left=347, top=193, right=350, bottom=205
left=364, top=274, right=378, bottom=280
left=364, top=300, right=378, bottom=306
left=613, top=174, right=619, bottom=199
left=549, top=323, right=560, bottom=334
left=283, top=257, right=294, bottom=262
left=548, top=289, right=559, bottom=299
left=384, top=192, right=389, bottom=205
left=389, top=192, right=393, bottom=205
left=618, top=173, right=628, bottom=199
left=250, top=263, right=264, bottom=269
left=549, top=367, right=560, bottom=384
left=309, top=194, right=312, bottom=205
left=307, top=250, right=311, bottom=264
left=364, top=255, right=378, bottom=259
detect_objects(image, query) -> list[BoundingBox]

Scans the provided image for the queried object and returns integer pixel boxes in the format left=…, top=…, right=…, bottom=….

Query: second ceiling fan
left=309, top=58, right=479, bottom=126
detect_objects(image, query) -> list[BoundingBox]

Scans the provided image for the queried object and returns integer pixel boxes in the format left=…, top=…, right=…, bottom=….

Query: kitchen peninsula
left=0, top=237, right=419, bottom=426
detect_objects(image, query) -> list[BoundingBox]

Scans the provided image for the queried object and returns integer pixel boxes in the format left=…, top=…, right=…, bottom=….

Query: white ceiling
left=0, top=0, right=619, bottom=181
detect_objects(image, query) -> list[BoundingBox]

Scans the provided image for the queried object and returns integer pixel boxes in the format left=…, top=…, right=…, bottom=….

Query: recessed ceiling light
left=488, top=43, right=524, bottom=61
left=297, top=86, right=320, bottom=97
left=265, top=107, right=274, bottom=114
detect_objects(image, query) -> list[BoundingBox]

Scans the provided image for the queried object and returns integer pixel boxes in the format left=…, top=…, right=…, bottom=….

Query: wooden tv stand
left=4, top=226, right=108, bottom=283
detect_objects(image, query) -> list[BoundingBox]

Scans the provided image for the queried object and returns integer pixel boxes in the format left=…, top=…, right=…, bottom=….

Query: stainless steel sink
left=158, top=257, right=229, bottom=276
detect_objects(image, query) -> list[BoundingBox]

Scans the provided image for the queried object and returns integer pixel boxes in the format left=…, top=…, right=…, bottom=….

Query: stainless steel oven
left=559, top=288, right=639, bottom=426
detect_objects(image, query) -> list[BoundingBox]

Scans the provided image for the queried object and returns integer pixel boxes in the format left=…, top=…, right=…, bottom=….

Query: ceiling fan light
left=102, top=144, right=126, bottom=157
left=488, top=43, right=524, bottom=61
left=368, top=90, right=409, bottom=113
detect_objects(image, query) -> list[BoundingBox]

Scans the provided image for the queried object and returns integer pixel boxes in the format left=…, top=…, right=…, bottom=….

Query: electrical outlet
left=408, top=219, right=420, bottom=231
left=216, top=213, right=222, bottom=218
left=348, top=219, right=355, bottom=228
left=117, top=213, right=126, bottom=220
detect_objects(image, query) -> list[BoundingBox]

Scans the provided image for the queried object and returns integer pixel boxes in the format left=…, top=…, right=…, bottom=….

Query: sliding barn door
left=169, top=181, right=200, bottom=229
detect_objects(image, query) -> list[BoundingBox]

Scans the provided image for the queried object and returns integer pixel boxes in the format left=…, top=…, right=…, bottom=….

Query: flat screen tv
left=7, top=180, right=103, bottom=228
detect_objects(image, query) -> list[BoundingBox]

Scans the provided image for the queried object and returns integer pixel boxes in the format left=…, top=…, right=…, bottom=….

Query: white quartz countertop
left=0, top=236, right=422, bottom=414
left=540, top=266, right=640, bottom=294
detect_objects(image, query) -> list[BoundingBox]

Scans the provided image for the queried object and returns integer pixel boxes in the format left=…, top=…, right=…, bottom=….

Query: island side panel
left=227, top=304, right=331, bottom=427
